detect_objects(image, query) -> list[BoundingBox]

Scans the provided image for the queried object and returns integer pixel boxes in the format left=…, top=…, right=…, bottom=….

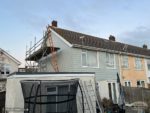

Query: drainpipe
left=118, top=52, right=123, bottom=85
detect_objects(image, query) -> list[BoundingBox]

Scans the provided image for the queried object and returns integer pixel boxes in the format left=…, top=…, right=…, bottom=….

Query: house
left=26, top=20, right=150, bottom=103
left=0, top=48, right=21, bottom=91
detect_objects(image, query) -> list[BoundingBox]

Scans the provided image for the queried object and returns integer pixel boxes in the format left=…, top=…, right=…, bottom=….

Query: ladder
left=78, top=80, right=96, bottom=113
left=88, top=80, right=104, bottom=113
left=47, top=26, right=59, bottom=72
left=78, top=80, right=104, bottom=113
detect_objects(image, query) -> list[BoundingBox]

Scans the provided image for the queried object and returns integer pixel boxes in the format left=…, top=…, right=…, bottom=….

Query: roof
left=50, top=26, right=150, bottom=57
left=25, top=46, right=60, bottom=61
left=0, top=48, right=21, bottom=65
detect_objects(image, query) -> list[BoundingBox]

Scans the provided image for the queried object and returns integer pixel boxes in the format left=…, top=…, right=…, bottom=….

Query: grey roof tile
left=51, top=26, right=150, bottom=56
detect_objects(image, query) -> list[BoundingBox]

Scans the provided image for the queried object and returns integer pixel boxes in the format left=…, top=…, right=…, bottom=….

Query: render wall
left=121, top=56, right=148, bottom=87
left=146, top=59, right=150, bottom=83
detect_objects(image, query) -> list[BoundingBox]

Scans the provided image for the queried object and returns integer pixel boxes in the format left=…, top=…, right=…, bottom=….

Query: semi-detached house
left=0, top=48, right=21, bottom=92
left=26, top=21, right=150, bottom=103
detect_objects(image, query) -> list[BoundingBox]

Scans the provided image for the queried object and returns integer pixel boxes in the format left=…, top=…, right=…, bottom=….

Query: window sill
left=134, top=68, right=144, bottom=71
left=106, top=67, right=116, bottom=70
left=122, top=67, right=130, bottom=70
left=81, top=66, right=100, bottom=69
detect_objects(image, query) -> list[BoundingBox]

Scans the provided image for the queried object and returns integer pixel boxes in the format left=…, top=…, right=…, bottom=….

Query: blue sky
left=1, top=0, right=150, bottom=67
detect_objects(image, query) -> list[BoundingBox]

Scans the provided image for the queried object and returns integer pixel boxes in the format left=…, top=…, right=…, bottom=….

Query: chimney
left=143, top=44, right=148, bottom=49
left=51, top=20, right=57, bottom=27
left=109, top=35, right=116, bottom=41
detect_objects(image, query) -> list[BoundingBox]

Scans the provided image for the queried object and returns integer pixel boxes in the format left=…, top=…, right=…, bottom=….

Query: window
left=122, top=56, right=129, bottom=68
left=137, top=80, right=145, bottom=87
left=135, top=57, right=142, bottom=70
left=47, top=87, right=57, bottom=112
left=124, top=81, right=131, bottom=87
left=0, top=64, right=11, bottom=75
left=147, top=64, right=150, bottom=71
left=81, top=50, right=98, bottom=67
left=5, top=65, right=10, bottom=75
left=46, top=85, right=77, bottom=113
left=106, top=53, right=115, bottom=68
left=81, top=50, right=87, bottom=66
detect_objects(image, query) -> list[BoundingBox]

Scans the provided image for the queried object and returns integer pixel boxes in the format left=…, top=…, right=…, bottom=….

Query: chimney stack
left=109, top=35, right=116, bottom=41
left=143, top=44, right=148, bottom=49
left=51, top=20, right=57, bottom=27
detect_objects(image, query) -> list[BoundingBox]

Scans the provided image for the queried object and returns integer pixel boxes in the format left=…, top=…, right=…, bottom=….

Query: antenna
left=123, top=44, right=128, bottom=52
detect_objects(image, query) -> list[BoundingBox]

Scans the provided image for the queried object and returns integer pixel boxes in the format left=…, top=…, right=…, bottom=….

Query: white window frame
left=0, top=64, right=11, bottom=75
left=81, top=50, right=99, bottom=68
left=81, top=50, right=88, bottom=67
left=124, top=81, right=131, bottom=87
left=106, top=53, right=116, bottom=69
left=137, top=80, right=145, bottom=87
left=135, top=57, right=143, bottom=70
left=121, top=55, right=129, bottom=69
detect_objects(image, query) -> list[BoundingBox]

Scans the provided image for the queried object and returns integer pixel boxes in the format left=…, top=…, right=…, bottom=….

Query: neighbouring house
left=146, top=59, right=150, bottom=83
left=26, top=21, right=150, bottom=103
left=144, top=44, right=150, bottom=88
left=120, top=44, right=150, bottom=88
left=0, top=48, right=21, bottom=91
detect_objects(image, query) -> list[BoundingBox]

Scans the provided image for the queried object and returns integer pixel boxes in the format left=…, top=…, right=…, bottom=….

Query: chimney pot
left=109, top=35, right=115, bottom=41
left=51, top=20, right=57, bottom=27
left=143, top=44, right=148, bottom=49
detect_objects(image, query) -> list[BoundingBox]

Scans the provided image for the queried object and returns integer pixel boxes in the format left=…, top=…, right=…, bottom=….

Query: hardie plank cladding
left=71, top=48, right=119, bottom=81
left=45, top=30, right=119, bottom=81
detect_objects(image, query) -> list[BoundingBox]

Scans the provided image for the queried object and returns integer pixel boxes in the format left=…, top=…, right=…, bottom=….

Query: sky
left=1, top=0, right=150, bottom=67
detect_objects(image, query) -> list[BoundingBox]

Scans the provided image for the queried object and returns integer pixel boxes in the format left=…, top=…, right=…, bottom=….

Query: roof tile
left=50, top=26, right=150, bottom=57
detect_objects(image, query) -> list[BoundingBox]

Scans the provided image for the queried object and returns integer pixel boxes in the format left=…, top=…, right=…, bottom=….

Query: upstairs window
left=122, top=55, right=129, bottom=68
left=0, top=64, right=11, bottom=75
left=135, top=57, right=142, bottom=70
left=106, top=53, right=115, bottom=68
left=81, top=50, right=99, bottom=67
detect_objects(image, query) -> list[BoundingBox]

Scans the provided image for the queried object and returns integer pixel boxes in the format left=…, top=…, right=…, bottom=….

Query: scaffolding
left=25, top=25, right=60, bottom=72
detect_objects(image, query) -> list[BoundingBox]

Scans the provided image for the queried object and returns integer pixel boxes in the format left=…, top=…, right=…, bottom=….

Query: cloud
left=118, top=26, right=150, bottom=48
